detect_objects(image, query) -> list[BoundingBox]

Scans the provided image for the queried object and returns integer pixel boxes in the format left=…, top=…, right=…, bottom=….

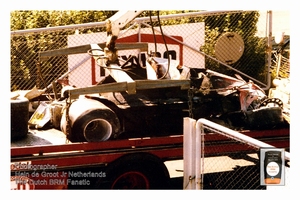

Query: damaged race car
left=192, top=68, right=285, bottom=130
left=27, top=55, right=288, bottom=143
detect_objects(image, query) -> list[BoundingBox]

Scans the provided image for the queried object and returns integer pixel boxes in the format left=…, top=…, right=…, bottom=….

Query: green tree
left=11, top=10, right=265, bottom=90
left=10, top=10, right=116, bottom=30
left=10, top=10, right=196, bottom=90
left=11, top=11, right=118, bottom=90
left=199, top=11, right=267, bottom=82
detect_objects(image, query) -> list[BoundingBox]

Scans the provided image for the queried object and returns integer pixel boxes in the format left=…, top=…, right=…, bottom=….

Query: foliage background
left=10, top=10, right=268, bottom=91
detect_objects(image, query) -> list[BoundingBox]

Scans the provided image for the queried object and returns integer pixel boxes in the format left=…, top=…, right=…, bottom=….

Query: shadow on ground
left=169, top=164, right=266, bottom=190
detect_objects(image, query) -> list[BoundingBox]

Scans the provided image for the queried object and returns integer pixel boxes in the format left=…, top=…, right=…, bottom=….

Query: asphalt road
left=164, top=154, right=265, bottom=189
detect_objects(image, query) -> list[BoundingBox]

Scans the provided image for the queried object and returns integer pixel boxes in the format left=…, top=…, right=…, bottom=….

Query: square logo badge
left=260, top=147, right=285, bottom=186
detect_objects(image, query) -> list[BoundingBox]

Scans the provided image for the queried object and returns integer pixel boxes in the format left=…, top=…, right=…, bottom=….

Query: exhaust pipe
left=83, top=118, right=113, bottom=142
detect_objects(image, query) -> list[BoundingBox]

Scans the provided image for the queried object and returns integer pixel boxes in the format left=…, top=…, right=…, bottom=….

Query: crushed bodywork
left=25, top=56, right=288, bottom=143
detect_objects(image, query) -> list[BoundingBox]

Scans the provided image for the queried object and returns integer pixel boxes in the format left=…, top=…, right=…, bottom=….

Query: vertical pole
left=195, top=120, right=203, bottom=190
left=36, top=61, right=41, bottom=89
left=266, top=10, right=273, bottom=90
left=183, top=117, right=196, bottom=189
left=91, top=57, right=96, bottom=84
left=137, top=22, right=143, bottom=67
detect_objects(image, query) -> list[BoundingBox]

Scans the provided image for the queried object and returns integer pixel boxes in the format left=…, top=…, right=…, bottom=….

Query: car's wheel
left=60, top=98, right=120, bottom=142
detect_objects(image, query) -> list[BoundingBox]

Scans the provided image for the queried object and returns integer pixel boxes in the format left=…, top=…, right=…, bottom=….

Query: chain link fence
left=271, top=36, right=290, bottom=79
left=202, top=135, right=264, bottom=189
left=11, top=10, right=274, bottom=93
left=183, top=118, right=290, bottom=190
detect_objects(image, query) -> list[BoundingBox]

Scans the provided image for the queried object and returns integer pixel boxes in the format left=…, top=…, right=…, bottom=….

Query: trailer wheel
left=111, top=170, right=151, bottom=189
left=97, top=153, right=170, bottom=189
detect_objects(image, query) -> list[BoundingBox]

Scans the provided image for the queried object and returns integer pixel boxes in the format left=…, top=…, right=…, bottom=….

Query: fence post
left=183, top=117, right=196, bottom=189
left=195, top=119, right=204, bottom=189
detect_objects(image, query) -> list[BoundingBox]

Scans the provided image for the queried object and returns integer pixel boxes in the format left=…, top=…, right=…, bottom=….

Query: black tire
left=96, top=153, right=170, bottom=189
left=61, top=98, right=121, bottom=142
left=11, top=97, right=29, bottom=141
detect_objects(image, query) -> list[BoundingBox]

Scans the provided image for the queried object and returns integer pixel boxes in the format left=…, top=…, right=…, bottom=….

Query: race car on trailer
left=10, top=11, right=290, bottom=189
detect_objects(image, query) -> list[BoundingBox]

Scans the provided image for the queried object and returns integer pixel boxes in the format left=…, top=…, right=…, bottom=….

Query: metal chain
left=188, top=86, right=194, bottom=119
left=64, top=93, right=72, bottom=143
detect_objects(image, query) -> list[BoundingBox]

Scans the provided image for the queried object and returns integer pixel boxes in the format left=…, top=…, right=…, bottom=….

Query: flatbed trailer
left=10, top=126, right=289, bottom=190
